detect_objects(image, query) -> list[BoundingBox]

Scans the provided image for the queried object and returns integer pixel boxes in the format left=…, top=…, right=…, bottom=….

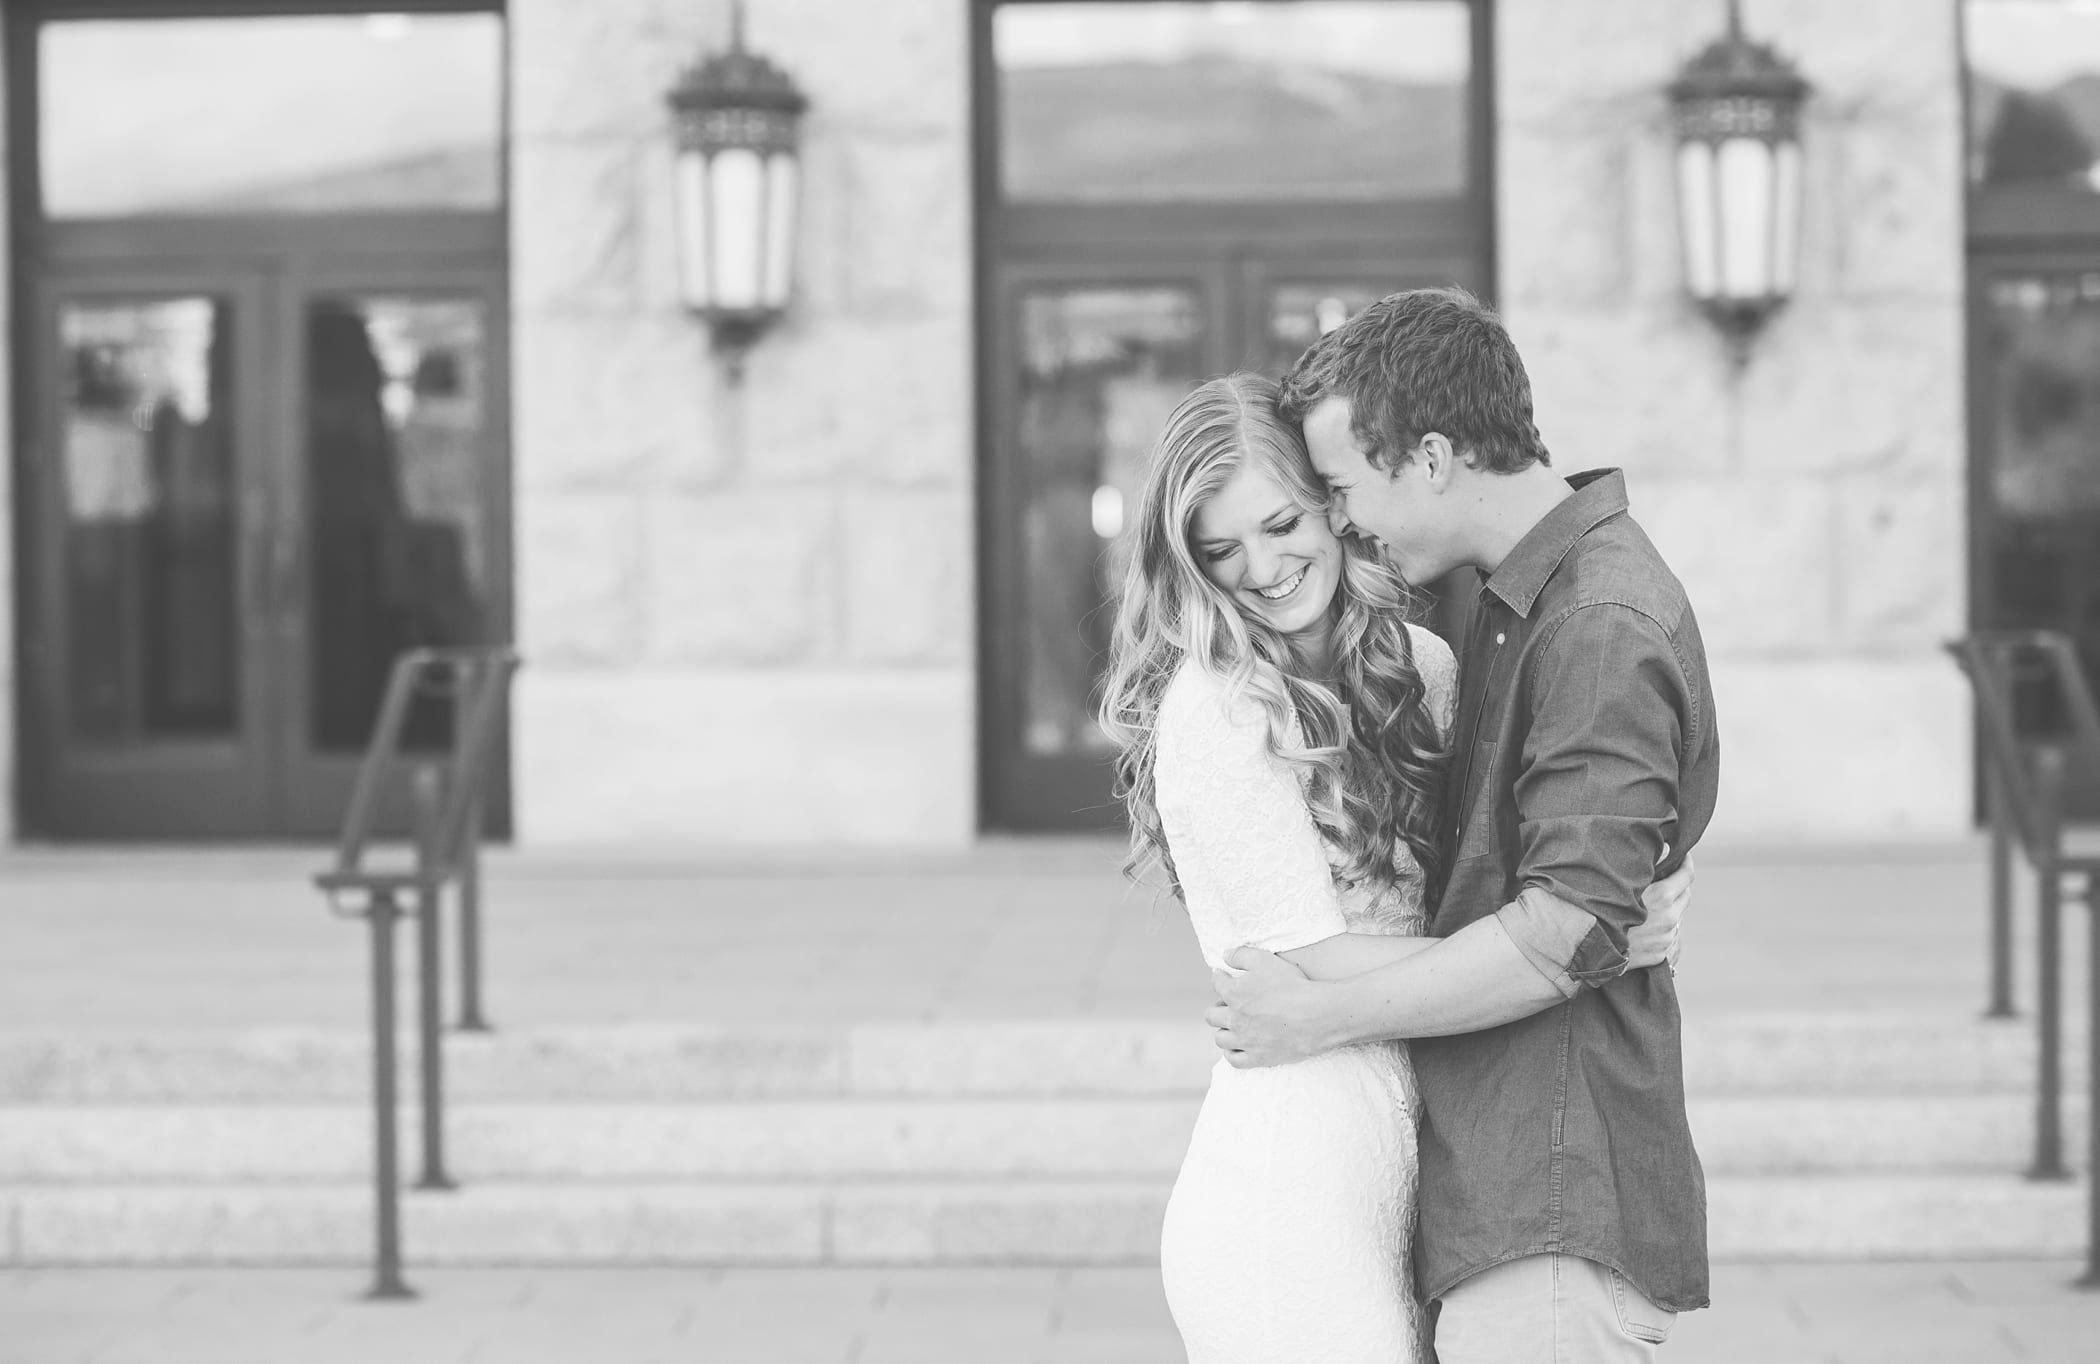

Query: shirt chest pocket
left=1452, top=738, right=1499, bottom=863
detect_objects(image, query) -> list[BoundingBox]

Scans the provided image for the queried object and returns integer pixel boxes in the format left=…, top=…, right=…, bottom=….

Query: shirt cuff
left=1494, top=888, right=1594, bottom=1000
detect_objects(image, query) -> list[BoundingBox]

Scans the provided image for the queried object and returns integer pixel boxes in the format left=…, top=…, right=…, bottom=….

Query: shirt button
left=1496, top=632, right=1506, bottom=645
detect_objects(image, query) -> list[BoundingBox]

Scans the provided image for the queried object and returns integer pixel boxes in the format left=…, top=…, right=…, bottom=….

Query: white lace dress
left=1155, top=623, right=1457, bottom=1364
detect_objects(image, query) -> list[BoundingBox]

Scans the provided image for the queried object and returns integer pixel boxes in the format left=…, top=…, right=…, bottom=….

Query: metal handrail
left=1946, top=631, right=2100, bottom=1290
left=312, top=645, right=520, bottom=1300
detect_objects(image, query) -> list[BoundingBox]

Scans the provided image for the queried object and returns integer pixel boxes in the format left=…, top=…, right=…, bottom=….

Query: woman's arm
left=1284, top=854, right=1690, bottom=986
left=1280, top=931, right=1436, bottom=981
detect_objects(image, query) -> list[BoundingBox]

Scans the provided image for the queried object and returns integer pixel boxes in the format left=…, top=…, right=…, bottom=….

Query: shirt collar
left=1479, top=469, right=1628, bottom=619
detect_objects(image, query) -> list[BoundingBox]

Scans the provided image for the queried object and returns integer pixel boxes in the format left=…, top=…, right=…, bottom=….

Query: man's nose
left=1326, top=503, right=1351, bottom=536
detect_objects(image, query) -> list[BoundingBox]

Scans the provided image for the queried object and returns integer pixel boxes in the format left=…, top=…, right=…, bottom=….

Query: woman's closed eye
left=1203, top=543, right=1237, bottom=564
left=1269, top=515, right=1302, bottom=536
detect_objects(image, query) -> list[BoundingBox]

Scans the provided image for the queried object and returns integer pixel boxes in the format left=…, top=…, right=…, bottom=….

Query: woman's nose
left=1246, top=544, right=1284, bottom=586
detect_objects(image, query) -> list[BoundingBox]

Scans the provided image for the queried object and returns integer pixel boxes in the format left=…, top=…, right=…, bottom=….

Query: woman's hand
left=1627, top=852, right=1695, bottom=970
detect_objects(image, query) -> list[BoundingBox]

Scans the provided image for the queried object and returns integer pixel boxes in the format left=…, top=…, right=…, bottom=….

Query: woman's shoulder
left=1405, top=620, right=1456, bottom=677
left=1405, top=621, right=1459, bottom=731
left=1159, top=659, right=1266, bottom=752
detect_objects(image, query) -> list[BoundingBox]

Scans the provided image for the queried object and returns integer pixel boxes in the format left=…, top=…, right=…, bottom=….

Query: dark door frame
left=7, top=0, right=512, bottom=838
left=968, top=0, right=1499, bottom=832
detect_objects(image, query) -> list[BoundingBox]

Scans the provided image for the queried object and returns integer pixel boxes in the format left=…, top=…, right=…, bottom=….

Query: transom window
left=991, top=1, right=1472, bottom=202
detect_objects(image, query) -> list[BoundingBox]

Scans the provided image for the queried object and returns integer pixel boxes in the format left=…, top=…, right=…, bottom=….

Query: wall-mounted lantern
left=1668, top=0, right=1810, bottom=368
left=666, top=2, right=807, bottom=382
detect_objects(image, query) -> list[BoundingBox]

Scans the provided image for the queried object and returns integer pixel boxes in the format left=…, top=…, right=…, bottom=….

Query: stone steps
left=0, top=1094, right=2088, bottom=1182
left=0, top=1014, right=2079, bottom=1100
left=1, top=1175, right=2085, bottom=1267
left=2, top=1013, right=2089, bottom=1265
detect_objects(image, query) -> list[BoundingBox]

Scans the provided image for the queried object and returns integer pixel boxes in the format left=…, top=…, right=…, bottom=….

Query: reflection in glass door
left=284, top=283, right=504, bottom=834
left=28, top=279, right=274, bottom=836
left=1973, top=265, right=2100, bottom=816
left=994, top=284, right=1208, bottom=827
left=62, top=297, right=242, bottom=743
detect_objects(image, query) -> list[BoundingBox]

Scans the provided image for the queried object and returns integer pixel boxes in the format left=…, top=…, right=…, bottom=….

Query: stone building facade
left=0, top=1, right=2016, bottom=847
left=507, top=0, right=976, bottom=846
left=499, top=0, right=1967, bottom=848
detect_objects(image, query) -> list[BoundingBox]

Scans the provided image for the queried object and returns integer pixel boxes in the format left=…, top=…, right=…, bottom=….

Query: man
left=1211, top=287, right=1719, bottom=1361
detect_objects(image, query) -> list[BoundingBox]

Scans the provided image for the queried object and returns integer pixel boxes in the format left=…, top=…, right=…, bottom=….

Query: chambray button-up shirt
left=1411, top=468, right=1721, bottom=1314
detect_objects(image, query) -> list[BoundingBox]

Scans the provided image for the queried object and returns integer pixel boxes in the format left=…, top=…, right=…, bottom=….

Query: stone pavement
left=2, top=835, right=2097, bottom=1358
left=0, top=834, right=2085, bottom=1029
left=2, top=1261, right=2098, bottom=1364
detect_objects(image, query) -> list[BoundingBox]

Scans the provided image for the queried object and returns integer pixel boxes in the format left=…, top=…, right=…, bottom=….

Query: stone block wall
left=509, top=0, right=973, bottom=846
left=1499, top=0, right=1971, bottom=839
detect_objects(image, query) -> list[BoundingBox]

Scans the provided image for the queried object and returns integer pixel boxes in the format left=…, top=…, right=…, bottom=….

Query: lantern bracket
left=1704, top=297, right=1783, bottom=371
left=707, top=309, right=774, bottom=384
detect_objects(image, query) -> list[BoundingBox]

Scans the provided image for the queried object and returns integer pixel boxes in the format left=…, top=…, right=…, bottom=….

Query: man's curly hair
left=1277, top=286, right=1551, bottom=475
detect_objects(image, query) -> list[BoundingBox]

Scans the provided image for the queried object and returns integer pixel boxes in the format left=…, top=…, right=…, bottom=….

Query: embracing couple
left=1098, top=287, right=1719, bottom=1363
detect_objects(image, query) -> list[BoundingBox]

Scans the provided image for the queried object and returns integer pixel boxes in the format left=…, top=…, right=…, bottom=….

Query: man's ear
left=1417, top=432, right=1459, bottom=491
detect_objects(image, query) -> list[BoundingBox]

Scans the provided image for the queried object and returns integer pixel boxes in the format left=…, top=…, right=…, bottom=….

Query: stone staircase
left=0, top=1014, right=2087, bottom=1266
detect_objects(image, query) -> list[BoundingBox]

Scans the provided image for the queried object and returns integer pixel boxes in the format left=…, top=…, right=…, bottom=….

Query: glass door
left=276, top=265, right=508, bottom=835
left=22, top=262, right=508, bottom=837
left=983, top=266, right=1220, bottom=829
left=25, top=269, right=275, bottom=835
left=982, top=257, right=1475, bottom=830
left=1970, top=259, right=2100, bottom=817
left=12, top=3, right=508, bottom=838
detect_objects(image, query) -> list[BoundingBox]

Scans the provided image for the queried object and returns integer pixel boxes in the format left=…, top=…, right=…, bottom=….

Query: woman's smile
left=1252, top=565, right=1310, bottom=602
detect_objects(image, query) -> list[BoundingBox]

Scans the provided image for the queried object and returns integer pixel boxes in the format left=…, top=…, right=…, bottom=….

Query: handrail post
left=365, top=887, right=414, bottom=1300
left=457, top=784, right=490, bottom=1032
left=2030, top=744, right=2072, bottom=1182
left=1987, top=761, right=2017, bottom=1019
left=411, top=765, right=454, bottom=1193
left=2081, top=871, right=2100, bottom=1290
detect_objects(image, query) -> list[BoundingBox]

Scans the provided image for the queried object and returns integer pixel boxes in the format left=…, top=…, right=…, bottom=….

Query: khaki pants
left=1435, top=1253, right=1677, bottom=1364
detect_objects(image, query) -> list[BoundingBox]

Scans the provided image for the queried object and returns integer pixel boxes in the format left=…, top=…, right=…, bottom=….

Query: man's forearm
left=1313, top=914, right=1571, bottom=1045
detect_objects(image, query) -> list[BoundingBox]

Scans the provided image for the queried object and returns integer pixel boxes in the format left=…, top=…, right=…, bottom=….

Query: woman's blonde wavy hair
left=1097, top=372, right=1448, bottom=900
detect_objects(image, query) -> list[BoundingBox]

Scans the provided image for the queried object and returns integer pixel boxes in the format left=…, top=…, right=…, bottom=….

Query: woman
left=1097, top=373, right=1682, bottom=1363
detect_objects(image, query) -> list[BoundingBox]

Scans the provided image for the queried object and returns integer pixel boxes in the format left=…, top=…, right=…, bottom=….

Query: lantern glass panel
left=1674, top=141, right=1721, bottom=300
left=763, top=155, right=799, bottom=309
left=1965, top=0, right=2100, bottom=190
left=1716, top=137, right=1777, bottom=301
left=993, top=1, right=1471, bottom=202
left=40, top=13, right=503, bottom=217
left=1771, top=141, right=1802, bottom=293
left=710, top=148, right=768, bottom=312
left=673, top=152, right=713, bottom=310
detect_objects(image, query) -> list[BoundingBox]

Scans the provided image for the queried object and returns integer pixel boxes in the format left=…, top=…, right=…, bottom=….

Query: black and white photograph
left=1, top=1, right=2098, bottom=1361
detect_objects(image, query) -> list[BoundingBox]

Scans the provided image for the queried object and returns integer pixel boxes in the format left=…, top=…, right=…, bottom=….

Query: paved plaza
left=0, top=834, right=2085, bottom=1029
left=2, top=1261, right=2098, bottom=1364
left=1, top=836, right=2097, bottom=1360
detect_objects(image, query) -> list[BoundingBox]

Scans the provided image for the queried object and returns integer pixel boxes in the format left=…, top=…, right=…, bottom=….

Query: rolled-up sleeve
left=1495, top=887, right=1592, bottom=999
left=1514, top=602, right=1688, bottom=988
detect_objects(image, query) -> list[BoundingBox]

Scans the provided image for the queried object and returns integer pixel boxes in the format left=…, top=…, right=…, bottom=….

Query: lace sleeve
left=1155, top=664, right=1349, bottom=970
left=1408, top=622, right=1459, bottom=743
